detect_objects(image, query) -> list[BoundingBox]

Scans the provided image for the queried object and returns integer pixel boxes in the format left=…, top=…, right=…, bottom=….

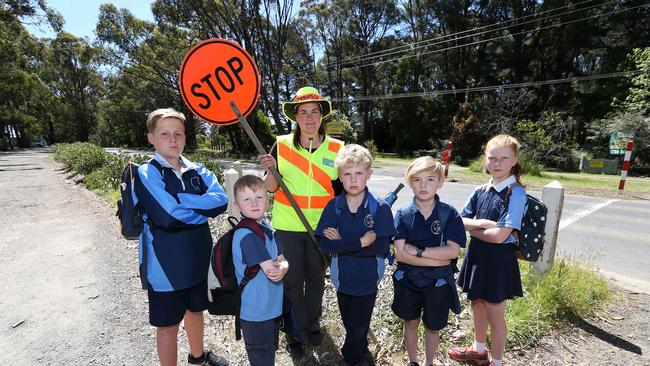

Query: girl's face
left=409, top=171, right=443, bottom=202
left=485, top=145, right=517, bottom=183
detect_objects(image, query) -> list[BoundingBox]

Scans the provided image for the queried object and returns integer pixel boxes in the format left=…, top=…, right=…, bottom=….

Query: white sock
left=492, top=358, right=503, bottom=366
left=473, top=340, right=486, bottom=353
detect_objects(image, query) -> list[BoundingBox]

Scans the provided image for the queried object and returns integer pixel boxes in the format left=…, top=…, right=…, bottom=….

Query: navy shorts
left=391, top=279, right=452, bottom=331
left=147, top=280, right=209, bottom=327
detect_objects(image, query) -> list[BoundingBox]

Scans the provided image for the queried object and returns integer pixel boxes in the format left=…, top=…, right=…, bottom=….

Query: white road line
left=558, top=199, right=618, bottom=231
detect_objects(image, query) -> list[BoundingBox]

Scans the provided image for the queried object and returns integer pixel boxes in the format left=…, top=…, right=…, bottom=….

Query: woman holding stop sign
left=259, top=86, right=344, bottom=359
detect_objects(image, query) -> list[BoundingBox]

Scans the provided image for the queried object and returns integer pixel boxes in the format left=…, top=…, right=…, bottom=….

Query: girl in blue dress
left=448, top=134, right=527, bottom=366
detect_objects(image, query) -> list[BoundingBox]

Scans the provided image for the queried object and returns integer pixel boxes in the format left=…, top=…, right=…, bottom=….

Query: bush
left=185, top=151, right=224, bottom=181
left=505, top=259, right=610, bottom=348
left=469, top=155, right=485, bottom=173
left=519, top=152, right=542, bottom=177
left=363, top=139, right=378, bottom=159
left=53, top=142, right=111, bottom=175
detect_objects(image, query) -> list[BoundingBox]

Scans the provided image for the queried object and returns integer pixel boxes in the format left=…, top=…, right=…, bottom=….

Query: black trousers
left=275, top=230, right=327, bottom=344
left=240, top=318, right=280, bottom=366
left=337, top=291, right=377, bottom=363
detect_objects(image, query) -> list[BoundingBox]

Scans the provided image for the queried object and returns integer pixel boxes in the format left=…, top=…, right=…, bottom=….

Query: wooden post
left=533, top=180, right=564, bottom=275
left=224, top=168, right=241, bottom=218
left=232, top=160, right=243, bottom=176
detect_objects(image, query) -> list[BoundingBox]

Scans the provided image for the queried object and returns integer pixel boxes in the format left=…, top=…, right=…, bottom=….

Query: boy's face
left=147, top=117, right=186, bottom=162
left=409, top=170, right=444, bottom=202
left=485, top=145, right=517, bottom=183
left=339, top=163, right=372, bottom=197
left=235, top=186, right=268, bottom=221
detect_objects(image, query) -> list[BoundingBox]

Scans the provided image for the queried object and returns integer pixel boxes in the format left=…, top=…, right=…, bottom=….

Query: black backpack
left=505, top=184, right=548, bottom=262
left=207, top=217, right=265, bottom=340
left=116, top=159, right=160, bottom=240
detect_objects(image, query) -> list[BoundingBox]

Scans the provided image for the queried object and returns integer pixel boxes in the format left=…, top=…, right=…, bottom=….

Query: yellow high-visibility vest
left=272, top=134, right=343, bottom=231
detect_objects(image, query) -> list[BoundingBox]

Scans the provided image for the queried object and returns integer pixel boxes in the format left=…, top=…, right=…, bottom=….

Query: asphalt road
left=367, top=174, right=650, bottom=294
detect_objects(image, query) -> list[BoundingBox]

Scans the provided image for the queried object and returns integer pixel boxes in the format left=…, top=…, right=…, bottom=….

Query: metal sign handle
left=229, top=101, right=327, bottom=263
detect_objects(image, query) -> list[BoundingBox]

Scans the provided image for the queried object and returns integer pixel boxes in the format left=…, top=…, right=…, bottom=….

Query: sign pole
left=229, top=101, right=327, bottom=263
left=618, top=140, right=634, bottom=194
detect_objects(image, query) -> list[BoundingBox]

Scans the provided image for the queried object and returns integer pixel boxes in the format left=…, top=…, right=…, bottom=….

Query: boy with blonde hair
left=134, top=108, right=229, bottom=366
left=316, top=144, right=395, bottom=366
left=391, top=156, right=467, bottom=366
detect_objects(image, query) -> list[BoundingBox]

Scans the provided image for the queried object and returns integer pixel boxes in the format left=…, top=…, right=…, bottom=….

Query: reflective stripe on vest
left=272, top=134, right=343, bottom=231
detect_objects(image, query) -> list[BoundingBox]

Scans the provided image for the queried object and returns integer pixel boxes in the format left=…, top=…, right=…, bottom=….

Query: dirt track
left=1, top=149, right=648, bottom=366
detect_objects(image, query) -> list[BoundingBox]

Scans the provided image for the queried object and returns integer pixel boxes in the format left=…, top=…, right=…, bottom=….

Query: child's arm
left=259, top=259, right=285, bottom=282
left=394, top=239, right=451, bottom=267
left=404, top=240, right=461, bottom=260
left=469, top=227, right=514, bottom=244
left=135, top=164, right=208, bottom=229
left=319, top=228, right=376, bottom=254
left=462, top=218, right=497, bottom=230
left=175, top=165, right=228, bottom=217
left=274, top=254, right=289, bottom=281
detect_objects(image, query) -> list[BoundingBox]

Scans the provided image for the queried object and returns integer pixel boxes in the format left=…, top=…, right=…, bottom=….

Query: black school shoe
left=187, top=350, right=229, bottom=366
left=307, top=329, right=323, bottom=346
left=287, top=343, right=306, bottom=359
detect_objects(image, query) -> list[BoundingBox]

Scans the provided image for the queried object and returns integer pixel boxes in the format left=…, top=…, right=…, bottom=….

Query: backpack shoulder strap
left=367, top=192, right=379, bottom=217
left=437, top=201, right=451, bottom=235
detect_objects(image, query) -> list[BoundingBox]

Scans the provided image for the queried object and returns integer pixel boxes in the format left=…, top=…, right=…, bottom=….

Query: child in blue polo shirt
left=133, top=108, right=229, bottom=366
left=231, top=175, right=289, bottom=366
left=392, top=156, right=467, bottom=366
left=316, top=144, right=395, bottom=366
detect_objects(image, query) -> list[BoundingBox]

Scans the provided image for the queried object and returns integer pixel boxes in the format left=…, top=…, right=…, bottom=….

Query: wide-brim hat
left=282, top=86, right=332, bottom=123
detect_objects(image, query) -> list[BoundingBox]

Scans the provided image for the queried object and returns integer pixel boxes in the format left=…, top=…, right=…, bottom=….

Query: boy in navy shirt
left=392, top=156, right=467, bottom=366
left=231, top=175, right=289, bottom=366
left=316, top=144, right=395, bottom=366
left=133, top=108, right=228, bottom=366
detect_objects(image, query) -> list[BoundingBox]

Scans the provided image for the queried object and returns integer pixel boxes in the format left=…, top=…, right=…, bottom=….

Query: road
left=367, top=174, right=650, bottom=294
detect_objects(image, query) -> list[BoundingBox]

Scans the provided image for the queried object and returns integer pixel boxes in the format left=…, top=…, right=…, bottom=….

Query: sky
left=26, top=0, right=154, bottom=40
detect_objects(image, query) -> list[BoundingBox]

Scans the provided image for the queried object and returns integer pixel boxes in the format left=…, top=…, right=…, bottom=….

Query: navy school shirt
left=134, top=152, right=228, bottom=292
left=393, top=195, right=467, bottom=290
left=316, top=189, right=396, bottom=296
left=460, top=175, right=526, bottom=245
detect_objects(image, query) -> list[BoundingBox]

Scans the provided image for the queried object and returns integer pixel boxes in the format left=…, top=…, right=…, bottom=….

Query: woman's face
left=295, top=102, right=321, bottom=136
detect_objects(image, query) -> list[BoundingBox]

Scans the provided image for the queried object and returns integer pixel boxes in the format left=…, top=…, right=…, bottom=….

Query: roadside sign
left=179, top=39, right=260, bottom=125
left=325, top=120, right=344, bottom=135
left=609, top=131, right=632, bottom=156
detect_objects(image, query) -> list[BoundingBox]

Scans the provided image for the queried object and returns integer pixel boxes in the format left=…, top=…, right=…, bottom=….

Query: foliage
left=515, top=112, right=577, bottom=170
left=326, top=109, right=356, bottom=143
left=505, top=259, right=609, bottom=348
left=362, top=139, right=378, bottom=158
left=53, top=142, right=111, bottom=175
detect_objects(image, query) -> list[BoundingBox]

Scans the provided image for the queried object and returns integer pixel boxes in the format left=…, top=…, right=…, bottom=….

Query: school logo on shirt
left=430, top=220, right=441, bottom=235
left=496, top=199, right=506, bottom=212
left=364, top=214, right=375, bottom=228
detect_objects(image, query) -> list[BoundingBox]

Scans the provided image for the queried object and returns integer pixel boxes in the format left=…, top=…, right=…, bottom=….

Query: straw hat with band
left=282, top=86, right=332, bottom=124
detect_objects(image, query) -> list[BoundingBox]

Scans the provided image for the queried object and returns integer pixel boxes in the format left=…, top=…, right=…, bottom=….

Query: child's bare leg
left=471, top=299, right=489, bottom=344
left=157, top=324, right=180, bottom=366
left=424, top=328, right=439, bottom=365
left=404, top=319, right=420, bottom=363
left=485, top=300, right=507, bottom=360
left=184, top=310, right=205, bottom=358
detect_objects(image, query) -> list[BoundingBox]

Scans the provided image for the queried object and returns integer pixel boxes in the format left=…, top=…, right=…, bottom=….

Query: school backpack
left=116, top=159, right=160, bottom=240
left=505, top=184, right=548, bottom=262
left=207, top=217, right=265, bottom=340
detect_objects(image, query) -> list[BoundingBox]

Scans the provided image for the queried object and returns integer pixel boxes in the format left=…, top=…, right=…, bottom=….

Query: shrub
left=185, top=151, right=224, bottom=181
left=505, top=259, right=609, bottom=348
left=519, top=152, right=542, bottom=177
left=53, top=142, right=111, bottom=175
left=363, top=139, right=378, bottom=159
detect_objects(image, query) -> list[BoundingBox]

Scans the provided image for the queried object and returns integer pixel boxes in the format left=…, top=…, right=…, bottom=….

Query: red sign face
left=179, top=39, right=260, bottom=126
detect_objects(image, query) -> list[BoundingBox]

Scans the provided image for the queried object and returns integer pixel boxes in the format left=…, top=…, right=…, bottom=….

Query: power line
left=323, top=0, right=614, bottom=69
left=305, top=2, right=648, bottom=79
left=330, top=70, right=641, bottom=102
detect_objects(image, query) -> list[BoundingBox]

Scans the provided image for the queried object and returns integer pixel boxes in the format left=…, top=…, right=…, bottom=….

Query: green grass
left=450, top=168, right=650, bottom=195
left=506, top=258, right=610, bottom=348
